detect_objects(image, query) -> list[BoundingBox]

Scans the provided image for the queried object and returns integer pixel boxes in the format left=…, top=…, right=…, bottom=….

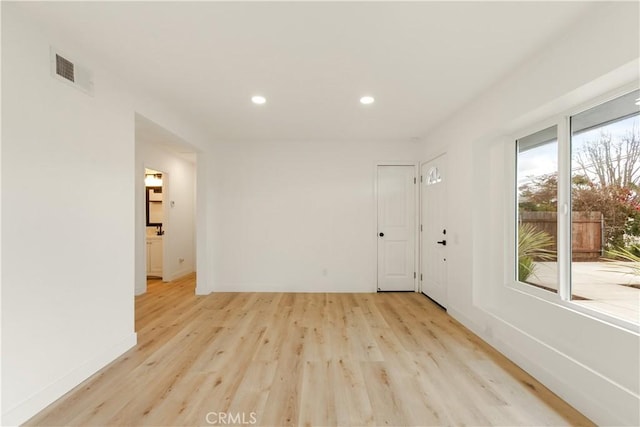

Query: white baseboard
left=214, top=282, right=374, bottom=293
left=448, top=307, right=639, bottom=426
left=168, top=267, right=194, bottom=282
left=2, top=333, right=137, bottom=426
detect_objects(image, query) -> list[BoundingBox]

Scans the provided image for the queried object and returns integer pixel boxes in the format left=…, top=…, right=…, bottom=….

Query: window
left=517, top=126, right=558, bottom=293
left=515, top=89, right=640, bottom=326
left=570, top=91, right=640, bottom=322
left=426, top=167, right=442, bottom=185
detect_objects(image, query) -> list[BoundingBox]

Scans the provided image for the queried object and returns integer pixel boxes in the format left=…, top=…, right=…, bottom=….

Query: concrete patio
left=526, top=262, right=640, bottom=324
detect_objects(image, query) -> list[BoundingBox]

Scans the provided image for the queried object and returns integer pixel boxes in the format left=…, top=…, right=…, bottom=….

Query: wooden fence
left=520, top=211, right=603, bottom=261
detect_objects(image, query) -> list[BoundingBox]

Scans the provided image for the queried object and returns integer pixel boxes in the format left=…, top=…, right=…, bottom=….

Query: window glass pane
left=570, top=90, right=640, bottom=324
left=517, top=126, right=558, bottom=292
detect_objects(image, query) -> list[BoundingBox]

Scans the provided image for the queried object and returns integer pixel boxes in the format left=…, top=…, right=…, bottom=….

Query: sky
left=518, top=115, right=639, bottom=188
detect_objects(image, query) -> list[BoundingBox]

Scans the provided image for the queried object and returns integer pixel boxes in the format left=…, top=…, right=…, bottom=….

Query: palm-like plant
left=518, top=223, right=556, bottom=282
left=603, top=246, right=640, bottom=277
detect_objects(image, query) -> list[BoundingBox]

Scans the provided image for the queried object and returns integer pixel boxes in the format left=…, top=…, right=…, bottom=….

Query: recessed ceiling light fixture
left=360, top=96, right=375, bottom=105
left=251, top=95, right=266, bottom=105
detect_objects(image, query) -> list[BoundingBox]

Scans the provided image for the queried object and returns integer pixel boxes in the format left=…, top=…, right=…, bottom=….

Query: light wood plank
left=25, top=275, right=595, bottom=427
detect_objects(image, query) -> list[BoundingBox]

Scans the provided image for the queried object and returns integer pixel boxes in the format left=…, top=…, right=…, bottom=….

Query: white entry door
left=377, top=165, right=416, bottom=291
left=420, top=155, right=447, bottom=307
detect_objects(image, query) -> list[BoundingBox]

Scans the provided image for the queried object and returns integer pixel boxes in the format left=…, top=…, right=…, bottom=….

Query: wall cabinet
left=146, top=237, right=163, bottom=277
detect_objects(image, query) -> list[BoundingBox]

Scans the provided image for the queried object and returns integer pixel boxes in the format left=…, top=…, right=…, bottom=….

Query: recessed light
left=251, top=95, right=266, bottom=105
left=360, top=96, right=375, bottom=105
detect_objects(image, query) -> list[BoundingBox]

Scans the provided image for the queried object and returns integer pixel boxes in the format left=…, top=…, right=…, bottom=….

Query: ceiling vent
left=50, top=47, right=94, bottom=96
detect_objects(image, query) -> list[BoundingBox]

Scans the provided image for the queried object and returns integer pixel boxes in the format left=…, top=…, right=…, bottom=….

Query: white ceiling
left=14, top=1, right=597, bottom=144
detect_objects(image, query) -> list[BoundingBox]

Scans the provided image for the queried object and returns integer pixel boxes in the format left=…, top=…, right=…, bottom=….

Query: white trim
left=1, top=333, right=137, bottom=426
left=161, top=169, right=170, bottom=283
left=374, top=161, right=419, bottom=292
left=509, top=280, right=639, bottom=333
left=511, top=115, right=562, bottom=143
left=504, top=140, right=518, bottom=286
left=566, top=81, right=639, bottom=122
left=168, top=267, right=194, bottom=282
left=214, top=282, right=372, bottom=293
left=195, top=151, right=210, bottom=295
left=136, top=160, right=148, bottom=295
left=557, top=116, right=571, bottom=301
left=508, top=83, right=640, bottom=333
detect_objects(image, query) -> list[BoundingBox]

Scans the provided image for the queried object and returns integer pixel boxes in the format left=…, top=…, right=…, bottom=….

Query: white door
left=421, top=155, right=447, bottom=307
left=377, top=165, right=416, bottom=291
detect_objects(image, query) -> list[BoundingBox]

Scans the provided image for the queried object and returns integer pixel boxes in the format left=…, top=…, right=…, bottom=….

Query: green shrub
left=518, top=256, right=535, bottom=282
left=518, top=223, right=555, bottom=282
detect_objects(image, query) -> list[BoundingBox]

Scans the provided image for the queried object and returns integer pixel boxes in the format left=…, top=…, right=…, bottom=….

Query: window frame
left=508, top=83, right=640, bottom=333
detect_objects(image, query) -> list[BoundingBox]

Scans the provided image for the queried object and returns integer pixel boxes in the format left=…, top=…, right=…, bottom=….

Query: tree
left=573, top=125, right=640, bottom=248
left=518, top=173, right=557, bottom=212
left=574, top=126, right=640, bottom=188
left=572, top=179, right=640, bottom=248
left=519, top=122, right=640, bottom=249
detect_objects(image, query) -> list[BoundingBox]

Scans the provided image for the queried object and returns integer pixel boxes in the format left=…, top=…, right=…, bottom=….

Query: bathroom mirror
left=146, top=186, right=163, bottom=226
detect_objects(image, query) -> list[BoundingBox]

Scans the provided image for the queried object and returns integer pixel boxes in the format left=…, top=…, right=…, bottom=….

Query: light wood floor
left=27, top=273, right=594, bottom=426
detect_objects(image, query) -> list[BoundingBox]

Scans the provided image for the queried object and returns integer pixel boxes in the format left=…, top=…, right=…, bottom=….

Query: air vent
left=55, top=54, right=75, bottom=82
left=50, top=47, right=94, bottom=96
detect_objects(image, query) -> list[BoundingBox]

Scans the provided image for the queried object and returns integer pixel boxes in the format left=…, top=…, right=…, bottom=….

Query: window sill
left=507, top=280, right=639, bottom=334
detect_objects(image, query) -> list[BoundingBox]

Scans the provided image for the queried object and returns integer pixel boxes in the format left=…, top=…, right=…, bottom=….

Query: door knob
left=379, top=232, right=384, bottom=237
left=437, top=240, right=447, bottom=246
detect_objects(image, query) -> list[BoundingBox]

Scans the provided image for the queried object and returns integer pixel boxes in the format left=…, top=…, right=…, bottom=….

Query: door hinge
left=414, top=177, right=416, bottom=184
left=420, top=274, right=423, bottom=281
left=414, top=272, right=416, bottom=279
left=420, top=224, right=423, bottom=232
left=420, top=175, right=423, bottom=182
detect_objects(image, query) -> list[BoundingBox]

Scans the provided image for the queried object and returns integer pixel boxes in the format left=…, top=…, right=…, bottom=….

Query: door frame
left=373, top=161, right=420, bottom=292
left=419, top=152, right=447, bottom=299
left=142, top=165, right=170, bottom=283
left=134, top=113, right=206, bottom=297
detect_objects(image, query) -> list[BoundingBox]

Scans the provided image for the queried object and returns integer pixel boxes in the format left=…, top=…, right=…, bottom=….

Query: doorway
left=420, top=154, right=448, bottom=308
left=144, top=168, right=166, bottom=280
left=377, top=164, right=417, bottom=291
left=135, top=113, right=199, bottom=296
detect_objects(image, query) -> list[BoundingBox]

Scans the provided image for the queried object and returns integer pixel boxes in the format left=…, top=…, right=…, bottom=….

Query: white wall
left=1, top=6, right=137, bottom=425
left=0, top=5, right=211, bottom=425
left=135, top=138, right=196, bottom=294
left=205, top=139, right=418, bottom=293
left=420, top=3, right=639, bottom=425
